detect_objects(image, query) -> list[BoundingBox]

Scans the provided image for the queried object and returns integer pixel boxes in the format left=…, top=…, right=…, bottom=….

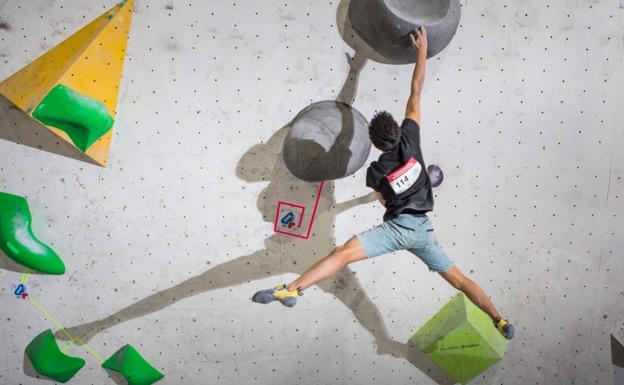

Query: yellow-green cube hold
left=410, top=293, right=509, bottom=384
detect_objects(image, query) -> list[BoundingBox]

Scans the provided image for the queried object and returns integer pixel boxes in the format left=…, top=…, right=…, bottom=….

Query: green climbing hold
left=25, top=330, right=85, bottom=383
left=410, top=293, right=509, bottom=384
left=0, top=192, right=65, bottom=274
left=102, top=344, right=164, bottom=385
left=32, top=84, right=114, bottom=152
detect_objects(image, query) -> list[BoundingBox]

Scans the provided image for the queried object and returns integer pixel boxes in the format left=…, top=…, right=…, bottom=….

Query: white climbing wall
left=0, top=0, right=623, bottom=384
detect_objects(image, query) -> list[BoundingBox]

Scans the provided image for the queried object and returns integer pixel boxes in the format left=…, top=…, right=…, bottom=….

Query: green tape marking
left=62, top=339, right=76, bottom=353
left=20, top=268, right=31, bottom=284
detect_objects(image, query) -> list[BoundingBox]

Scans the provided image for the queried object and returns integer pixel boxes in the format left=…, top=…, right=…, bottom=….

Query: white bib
left=386, top=157, right=422, bottom=194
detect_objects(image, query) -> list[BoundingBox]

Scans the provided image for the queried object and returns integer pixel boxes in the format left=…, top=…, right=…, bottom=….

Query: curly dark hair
left=369, top=111, right=401, bottom=151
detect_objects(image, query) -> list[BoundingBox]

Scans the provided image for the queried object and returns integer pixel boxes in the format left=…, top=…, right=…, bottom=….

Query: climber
left=252, top=27, right=515, bottom=340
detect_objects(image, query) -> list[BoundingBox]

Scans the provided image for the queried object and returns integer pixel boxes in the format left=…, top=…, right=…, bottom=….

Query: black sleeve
left=366, top=165, right=379, bottom=191
left=400, top=118, right=421, bottom=150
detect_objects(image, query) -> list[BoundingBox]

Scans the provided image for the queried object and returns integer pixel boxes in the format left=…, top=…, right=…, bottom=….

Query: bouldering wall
left=0, top=1, right=623, bottom=384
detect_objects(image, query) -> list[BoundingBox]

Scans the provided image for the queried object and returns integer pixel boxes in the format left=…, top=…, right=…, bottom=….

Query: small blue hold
left=281, top=212, right=295, bottom=225
left=14, top=283, right=26, bottom=296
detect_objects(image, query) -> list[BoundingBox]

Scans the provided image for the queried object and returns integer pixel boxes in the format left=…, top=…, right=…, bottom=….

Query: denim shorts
left=355, top=214, right=453, bottom=273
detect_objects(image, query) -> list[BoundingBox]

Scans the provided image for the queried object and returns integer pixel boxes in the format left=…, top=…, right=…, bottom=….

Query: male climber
left=252, top=27, right=515, bottom=340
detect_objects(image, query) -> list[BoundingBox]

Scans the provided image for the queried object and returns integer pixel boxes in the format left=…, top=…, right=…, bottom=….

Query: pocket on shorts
left=425, top=228, right=439, bottom=246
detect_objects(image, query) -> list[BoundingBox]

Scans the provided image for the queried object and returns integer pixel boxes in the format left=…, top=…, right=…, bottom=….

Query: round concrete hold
left=348, top=0, right=461, bottom=64
left=283, top=101, right=371, bottom=182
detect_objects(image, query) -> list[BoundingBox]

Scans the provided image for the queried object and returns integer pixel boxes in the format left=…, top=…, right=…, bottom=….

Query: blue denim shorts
left=355, top=214, right=453, bottom=273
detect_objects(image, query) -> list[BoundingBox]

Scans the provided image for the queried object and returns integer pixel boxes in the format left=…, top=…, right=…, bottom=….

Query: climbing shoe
left=252, top=284, right=301, bottom=308
left=495, top=318, right=515, bottom=340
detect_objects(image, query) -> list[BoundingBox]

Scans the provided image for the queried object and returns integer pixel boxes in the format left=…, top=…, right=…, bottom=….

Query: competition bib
left=386, top=157, right=422, bottom=194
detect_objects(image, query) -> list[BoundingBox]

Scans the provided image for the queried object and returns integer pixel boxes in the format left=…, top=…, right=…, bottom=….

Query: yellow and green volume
left=32, top=84, right=114, bottom=152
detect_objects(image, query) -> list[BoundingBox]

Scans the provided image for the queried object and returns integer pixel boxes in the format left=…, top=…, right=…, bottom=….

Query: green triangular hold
left=32, top=84, right=114, bottom=152
left=25, top=329, right=85, bottom=383
left=102, top=344, right=164, bottom=385
left=410, top=293, right=509, bottom=384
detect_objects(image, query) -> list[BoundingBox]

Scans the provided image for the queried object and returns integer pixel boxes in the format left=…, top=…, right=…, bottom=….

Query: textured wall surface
left=0, top=1, right=623, bottom=384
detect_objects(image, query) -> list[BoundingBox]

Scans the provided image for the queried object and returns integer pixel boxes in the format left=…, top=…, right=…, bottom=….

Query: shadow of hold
left=0, top=249, right=47, bottom=276
left=103, top=367, right=130, bottom=385
left=406, top=340, right=503, bottom=385
left=406, top=341, right=456, bottom=385
left=613, top=334, right=624, bottom=367
left=0, top=249, right=32, bottom=274
left=0, top=94, right=100, bottom=166
left=336, top=0, right=395, bottom=64
left=22, top=351, right=52, bottom=382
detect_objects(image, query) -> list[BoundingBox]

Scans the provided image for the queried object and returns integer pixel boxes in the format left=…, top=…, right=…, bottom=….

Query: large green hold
left=25, top=330, right=85, bottom=383
left=410, top=293, right=509, bottom=384
left=0, top=192, right=65, bottom=274
left=32, top=83, right=114, bottom=152
left=102, top=344, right=164, bottom=385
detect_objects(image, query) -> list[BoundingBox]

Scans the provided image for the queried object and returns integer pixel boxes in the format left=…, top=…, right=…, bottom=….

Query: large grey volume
left=283, top=101, right=371, bottom=182
left=348, top=0, right=461, bottom=63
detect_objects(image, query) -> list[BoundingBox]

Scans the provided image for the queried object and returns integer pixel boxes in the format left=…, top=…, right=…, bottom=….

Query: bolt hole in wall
left=0, top=1, right=623, bottom=385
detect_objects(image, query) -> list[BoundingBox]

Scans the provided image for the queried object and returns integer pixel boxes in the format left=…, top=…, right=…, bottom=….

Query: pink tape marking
left=273, top=181, right=324, bottom=239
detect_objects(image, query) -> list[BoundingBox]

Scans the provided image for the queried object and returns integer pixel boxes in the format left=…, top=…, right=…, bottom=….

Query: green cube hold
left=102, top=344, right=164, bottom=385
left=410, top=293, right=509, bottom=384
left=25, top=329, right=85, bottom=383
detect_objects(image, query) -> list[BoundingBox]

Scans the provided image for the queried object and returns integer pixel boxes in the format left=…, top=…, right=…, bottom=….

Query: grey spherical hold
left=283, top=101, right=371, bottom=182
left=348, top=0, right=461, bottom=64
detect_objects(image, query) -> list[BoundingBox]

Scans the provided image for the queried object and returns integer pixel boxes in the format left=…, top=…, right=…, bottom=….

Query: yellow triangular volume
left=0, top=0, right=134, bottom=166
